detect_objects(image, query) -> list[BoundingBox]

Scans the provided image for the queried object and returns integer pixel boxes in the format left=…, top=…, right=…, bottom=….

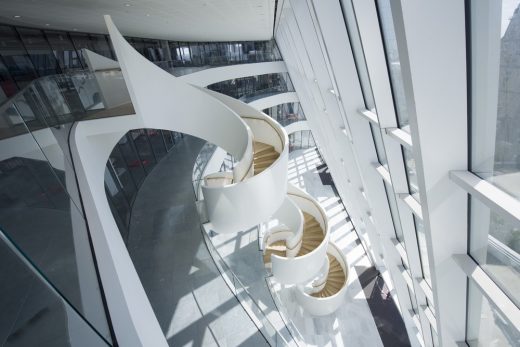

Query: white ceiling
left=0, top=0, right=276, bottom=41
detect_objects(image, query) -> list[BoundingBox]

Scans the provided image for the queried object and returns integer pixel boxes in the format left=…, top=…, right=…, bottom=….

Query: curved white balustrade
left=265, top=197, right=304, bottom=256
left=264, top=183, right=330, bottom=284
left=294, top=242, right=349, bottom=316
left=198, top=87, right=290, bottom=233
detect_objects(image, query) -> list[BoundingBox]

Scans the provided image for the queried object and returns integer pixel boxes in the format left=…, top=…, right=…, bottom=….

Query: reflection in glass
left=470, top=196, right=520, bottom=307
left=45, top=30, right=83, bottom=71
left=0, top=103, right=111, bottom=341
left=104, top=129, right=180, bottom=242
left=414, top=216, right=431, bottom=286
left=0, top=25, right=38, bottom=90
left=0, top=234, right=110, bottom=347
left=17, top=27, right=60, bottom=76
left=376, top=0, right=410, bottom=132
left=470, top=0, right=520, bottom=201
left=466, top=279, right=520, bottom=346
left=402, top=146, right=420, bottom=201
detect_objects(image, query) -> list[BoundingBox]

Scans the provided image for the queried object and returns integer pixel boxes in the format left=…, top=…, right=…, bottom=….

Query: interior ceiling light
left=13, top=15, right=21, bottom=18
left=45, top=23, right=50, bottom=26
left=124, top=3, right=131, bottom=7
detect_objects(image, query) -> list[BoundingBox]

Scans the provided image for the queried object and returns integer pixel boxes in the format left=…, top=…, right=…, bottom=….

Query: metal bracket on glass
left=357, top=108, right=379, bottom=125
left=372, top=162, right=392, bottom=184
left=453, top=254, right=520, bottom=330
left=384, top=127, right=413, bottom=149
left=450, top=170, right=520, bottom=223
left=397, top=193, right=423, bottom=219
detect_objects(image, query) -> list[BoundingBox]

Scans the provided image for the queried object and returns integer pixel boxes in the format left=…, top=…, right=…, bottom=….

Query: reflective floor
left=127, top=135, right=268, bottom=347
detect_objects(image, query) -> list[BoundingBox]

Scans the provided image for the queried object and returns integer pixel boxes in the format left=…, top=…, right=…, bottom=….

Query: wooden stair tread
left=263, top=240, right=287, bottom=264
left=310, top=255, right=346, bottom=298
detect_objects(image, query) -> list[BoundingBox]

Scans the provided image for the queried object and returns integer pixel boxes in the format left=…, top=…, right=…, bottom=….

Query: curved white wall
left=179, top=61, right=288, bottom=87
left=284, top=121, right=310, bottom=135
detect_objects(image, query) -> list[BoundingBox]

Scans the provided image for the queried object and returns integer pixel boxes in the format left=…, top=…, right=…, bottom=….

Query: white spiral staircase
left=105, top=16, right=347, bottom=318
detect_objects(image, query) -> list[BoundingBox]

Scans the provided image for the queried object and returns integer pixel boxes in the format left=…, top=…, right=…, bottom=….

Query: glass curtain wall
left=0, top=23, right=282, bottom=103
left=469, top=2, right=520, bottom=343
left=263, top=102, right=306, bottom=126
left=104, top=129, right=183, bottom=243
left=376, top=0, right=410, bottom=132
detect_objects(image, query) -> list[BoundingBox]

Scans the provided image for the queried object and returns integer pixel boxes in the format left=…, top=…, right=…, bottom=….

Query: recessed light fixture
left=146, top=13, right=150, bottom=17
left=124, top=3, right=131, bottom=7
left=45, top=23, right=50, bottom=26
left=13, top=15, right=21, bottom=18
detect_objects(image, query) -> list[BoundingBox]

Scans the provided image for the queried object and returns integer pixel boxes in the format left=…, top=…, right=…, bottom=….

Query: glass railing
left=200, top=226, right=299, bottom=347
left=0, top=69, right=133, bottom=139
left=0, top=229, right=111, bottom=346
left=0, top=70, right=120, bottom=343
left=192, top=142, right=218, bottom=200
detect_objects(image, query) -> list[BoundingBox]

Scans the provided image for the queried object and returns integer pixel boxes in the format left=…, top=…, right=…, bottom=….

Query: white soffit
left=0, top=0, right=276, bottom=41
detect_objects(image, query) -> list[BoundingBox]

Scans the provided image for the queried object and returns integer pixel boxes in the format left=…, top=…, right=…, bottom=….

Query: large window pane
left=0, top=25, right=38, bottom=89
left=383, top=180, right=404, bottom=242
left=414, top=216, right=431, bottom=286
left=376, top=0, right=410, bottom=132
left=370, top=123, right=388, bottom=169
left=131, top=129, right=156, bottom=174
left=402, top=146, right=420, bottom=201
left=466, top=279, right=520, bottom=346
left=17, top=27, right=60, bottom=77
left=45, top=30, right=83, bottom=71
left=117, top=134, right=146, bottom=187
left=470, top=1, right=520, bottom=200
left=470, top=196, right=520, bottom=307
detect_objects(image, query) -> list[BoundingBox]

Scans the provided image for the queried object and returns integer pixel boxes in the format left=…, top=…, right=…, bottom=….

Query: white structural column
left=396, top=1, right=468, bottom=346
